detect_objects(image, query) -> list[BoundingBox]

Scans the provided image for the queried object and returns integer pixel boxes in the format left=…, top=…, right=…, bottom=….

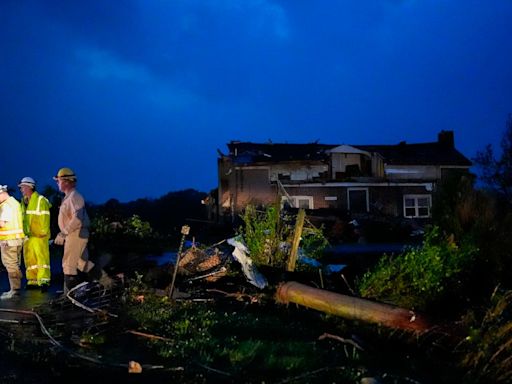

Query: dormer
left=327, top=145, right=384, bottom=180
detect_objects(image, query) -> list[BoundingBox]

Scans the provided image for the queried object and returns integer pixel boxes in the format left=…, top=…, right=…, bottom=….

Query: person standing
left=0, top=185, right=25, bottom=300
left=19, top=177, right=52, bottom=291
left=53, top=168, right=111, bottom=293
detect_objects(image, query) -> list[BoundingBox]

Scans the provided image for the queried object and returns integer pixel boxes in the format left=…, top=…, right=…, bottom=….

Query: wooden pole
left=275, top=281, right=431, bottom=332
left=168, top=225, right=190, bottom=298
left=286, top=208, right=305, bottom=272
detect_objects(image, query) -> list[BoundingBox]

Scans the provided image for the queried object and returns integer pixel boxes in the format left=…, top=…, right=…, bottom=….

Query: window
left=281, top=196, right=314, bottom=209
left=347, top=188, right=369, bottom=213
left=403, top=194, right=431, bottom=218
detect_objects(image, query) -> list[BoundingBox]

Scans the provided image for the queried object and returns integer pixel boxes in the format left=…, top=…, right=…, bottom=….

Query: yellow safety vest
left=21, top=192, right=51, bottom=238
left=0, top=196, right=25, bottom=240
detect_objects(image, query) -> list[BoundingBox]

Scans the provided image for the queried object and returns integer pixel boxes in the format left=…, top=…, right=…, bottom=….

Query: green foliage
left=92, top=214, right=154, bottom=239
left=357, top=226, right=478, bottom=311
left=120, top=283, right=363, bottom=382
left=125, top=215, right=154, bottom=238
left=237, top=204, right=292, bottom=268
left=301, top=225, right=329, bottom=260
left=458, top=289, right=512, bottom=383
left=123, top=293, right=218, bottom=361
left=237, top=204, right=328, bottom=269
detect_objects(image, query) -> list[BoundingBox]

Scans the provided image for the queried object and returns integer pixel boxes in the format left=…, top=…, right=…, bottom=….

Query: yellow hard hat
left=53, top=167, right=77, bottom=181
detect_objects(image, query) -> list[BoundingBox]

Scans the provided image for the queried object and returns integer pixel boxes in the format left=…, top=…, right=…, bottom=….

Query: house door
left=348, top=188, right=369, bottom=214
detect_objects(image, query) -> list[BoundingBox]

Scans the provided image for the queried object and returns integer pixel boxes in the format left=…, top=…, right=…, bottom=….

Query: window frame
left=347, top=187, right=369, bottom=213
left=403, top=194, right=432, bottom=218
left=281, top=195, right=314, bottom=209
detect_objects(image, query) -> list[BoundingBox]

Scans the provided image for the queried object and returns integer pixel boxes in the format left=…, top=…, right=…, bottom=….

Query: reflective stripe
left=25, top=210, right=50, bottom=215
left=26, top=195, right=50, bottom=215
left=26, top=264, right=51, bottom=270
left=0, top=228, right=24, bottom=235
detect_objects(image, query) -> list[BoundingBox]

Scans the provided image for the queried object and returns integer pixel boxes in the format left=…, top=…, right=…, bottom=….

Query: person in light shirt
left=53, top=168, right=112, bottom=294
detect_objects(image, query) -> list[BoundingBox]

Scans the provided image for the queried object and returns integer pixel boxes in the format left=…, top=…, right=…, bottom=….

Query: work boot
left=0, top=290, right=20, bottom=300
left=63, top=274, right=79, bottom=295
left=87, top=264, right=113, bottom=289
left=8, top=272, right=22, bottom=291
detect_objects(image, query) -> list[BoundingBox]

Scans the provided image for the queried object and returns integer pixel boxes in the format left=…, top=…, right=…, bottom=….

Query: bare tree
left=474, top=114, right=512, bottom=202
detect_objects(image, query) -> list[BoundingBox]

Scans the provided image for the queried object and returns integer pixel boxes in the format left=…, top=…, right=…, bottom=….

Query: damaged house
left=213, top=131, right=472, bottom=225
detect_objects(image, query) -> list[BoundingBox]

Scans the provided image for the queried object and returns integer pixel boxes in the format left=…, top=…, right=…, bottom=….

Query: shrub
left=357, top=226, right=478, bottom=312
left=458, top=289, right=512, bottom=383
left=237, top=204, right=328, bottom=269
left=237, top=204, right=292, bottom=268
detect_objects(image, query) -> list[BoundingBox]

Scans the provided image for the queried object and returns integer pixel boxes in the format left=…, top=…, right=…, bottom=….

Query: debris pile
left=178, top=246, right=227, bottom=282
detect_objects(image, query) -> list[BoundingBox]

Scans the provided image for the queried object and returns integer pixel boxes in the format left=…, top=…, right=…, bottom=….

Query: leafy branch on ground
left=357, top=226, right=478, bottom=312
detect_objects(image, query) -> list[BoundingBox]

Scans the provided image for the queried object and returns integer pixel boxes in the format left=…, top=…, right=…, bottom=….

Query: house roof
left=225, top=133, right=472, bottom=167
left=328, top=145, right=372, bottom=157
left=226, top=141, right=335, bottom=164
left=355, top=142, right=472, bottom=166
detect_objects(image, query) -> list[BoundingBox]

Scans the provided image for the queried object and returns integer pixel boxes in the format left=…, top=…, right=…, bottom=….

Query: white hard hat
left=0, top=185, right=7, bottom=193
left=18, top=177, right=36, bottom=188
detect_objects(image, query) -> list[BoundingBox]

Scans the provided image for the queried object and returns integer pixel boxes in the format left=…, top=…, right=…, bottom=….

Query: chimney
left=438, top=130, right=454, bottom=147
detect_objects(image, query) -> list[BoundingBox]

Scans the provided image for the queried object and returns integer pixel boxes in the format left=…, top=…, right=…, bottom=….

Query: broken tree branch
left=318, top=332, right=364, bottom=351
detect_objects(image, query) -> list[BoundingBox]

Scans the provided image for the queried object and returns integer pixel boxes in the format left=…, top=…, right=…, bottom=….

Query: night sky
left=2, top=1, right=511, bottom=203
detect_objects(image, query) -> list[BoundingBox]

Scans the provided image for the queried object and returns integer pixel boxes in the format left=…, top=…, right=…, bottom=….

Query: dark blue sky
left=2, top=1, right=511, bottom=203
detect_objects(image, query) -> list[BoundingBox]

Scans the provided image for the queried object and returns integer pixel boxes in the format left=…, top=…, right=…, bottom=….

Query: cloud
left=75, top=48, right=151, bottom=82
left=75, top=47, right=201, bottom=111
left=227, top=0, right=290, bottom=40
left=181, top=0, right=290, bottom=41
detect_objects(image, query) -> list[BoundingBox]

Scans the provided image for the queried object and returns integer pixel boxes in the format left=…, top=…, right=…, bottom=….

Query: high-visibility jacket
left=0, top=196, right=25, bottom=241
left=21, top=192, right=51, bottom=238
left=21, top=192, right=51, bottom=286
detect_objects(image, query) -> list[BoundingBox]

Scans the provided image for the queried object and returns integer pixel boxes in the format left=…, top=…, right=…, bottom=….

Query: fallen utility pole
left=275, top=281, right=432, bottom=333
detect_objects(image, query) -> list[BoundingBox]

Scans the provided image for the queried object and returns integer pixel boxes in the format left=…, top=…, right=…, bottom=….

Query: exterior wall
left=282, top=186, right=345, bottom=210
left=233, top=167, right=274, bottom=211
left=218, top=157, right=233, bottom=212
left=369, top=185, right=432, bottom=217
left=385, top=165, right=439, bottom=180
left=280, top=183, right=434, bottom=219
left=440, top=167, right=471, bottom=179
left=371, top=155, right=385, bottom=178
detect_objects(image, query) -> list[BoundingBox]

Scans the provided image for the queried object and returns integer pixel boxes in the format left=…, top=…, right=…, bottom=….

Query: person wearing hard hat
left=53, top=168, right=112, bottom=293
left=19, top=177, right=52, bottom=291
left=0, top=185, right=25, bottom=300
